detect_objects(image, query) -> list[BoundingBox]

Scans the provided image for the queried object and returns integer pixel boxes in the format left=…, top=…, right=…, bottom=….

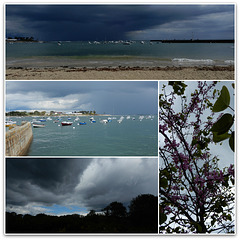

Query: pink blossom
left=228, top=164, right=234, bottom=177
left=164, top=205, right=172, bottom=213
left=171, top=185, right=179, bottom=191
left=159, top=124, right=168, bottom=133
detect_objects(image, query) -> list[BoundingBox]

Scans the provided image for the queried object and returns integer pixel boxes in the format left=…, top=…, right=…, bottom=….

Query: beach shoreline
left=6, top=65, right=234, bottom=80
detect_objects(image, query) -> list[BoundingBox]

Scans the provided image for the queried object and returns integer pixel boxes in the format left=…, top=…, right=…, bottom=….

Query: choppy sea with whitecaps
left=6, top=41, right=234, bottom=68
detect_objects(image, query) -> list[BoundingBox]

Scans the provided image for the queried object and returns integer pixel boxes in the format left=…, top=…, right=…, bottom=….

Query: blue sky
left=37, top=204, right=88, bottom=216
left=6, top=4, right=234, bottom=41
left=6, top=81, right=158, bottom=115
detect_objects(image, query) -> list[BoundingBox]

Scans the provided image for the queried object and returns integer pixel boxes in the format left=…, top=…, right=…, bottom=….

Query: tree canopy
left=6, top=194, right=158, bottom=234
left=159, top=81, right=235, bottom=234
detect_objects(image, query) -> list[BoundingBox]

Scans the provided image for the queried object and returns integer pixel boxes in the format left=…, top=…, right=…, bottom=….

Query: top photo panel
left=5, top=4, right=235, bottom=80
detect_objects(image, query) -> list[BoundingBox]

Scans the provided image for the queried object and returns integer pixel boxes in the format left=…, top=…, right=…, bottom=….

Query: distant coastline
left=6, top=38, right=234, bottom=44
left=151, top=39, right=234, bottom=43
left=6, top=39, right=234, bottom=80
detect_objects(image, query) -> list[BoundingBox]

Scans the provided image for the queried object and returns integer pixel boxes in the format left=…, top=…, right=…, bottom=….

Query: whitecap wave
left=224, top=60, right=234, bottom=64
left=172, top=58, right=214, bottom=64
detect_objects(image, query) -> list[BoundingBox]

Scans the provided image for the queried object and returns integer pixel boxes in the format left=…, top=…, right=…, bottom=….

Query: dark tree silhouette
left=87, top=209, right=96, bottom=217
left=6, top=194, right=158, bottom=234
left=102, top=201, right=127, bottom=217
left=128, top=194, right=158, bottom=232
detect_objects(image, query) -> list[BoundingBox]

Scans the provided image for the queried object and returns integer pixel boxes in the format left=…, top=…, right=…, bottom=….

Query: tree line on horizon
left=6, top=110, right=97, bottom=117
left=6, top=194, right=158, bottom=234
left=7, top=36, right=37, bottom=42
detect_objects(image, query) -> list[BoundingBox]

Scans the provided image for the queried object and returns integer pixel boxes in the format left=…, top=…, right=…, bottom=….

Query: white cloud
left=73, top=158, right=158, bottom=209
left=7, top=92, right=93, bottom=111
left=6, top=158, right=158, bottom=214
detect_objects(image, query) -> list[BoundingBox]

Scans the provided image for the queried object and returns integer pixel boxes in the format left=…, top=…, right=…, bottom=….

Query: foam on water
left=6, top=41, right=234, bottom=67
left=172, top=58, right=216, bottom=67
left=224, top=60, right=234, bottom=64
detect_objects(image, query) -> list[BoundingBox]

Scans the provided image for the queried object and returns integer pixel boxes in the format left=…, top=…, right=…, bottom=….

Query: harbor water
left=6, top=41, right=234, bottom=68
left=7, top=115, right=158, bottom=156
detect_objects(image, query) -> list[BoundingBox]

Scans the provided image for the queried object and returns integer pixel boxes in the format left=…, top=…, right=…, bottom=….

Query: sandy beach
left=6, top=66, right=234, bottom=80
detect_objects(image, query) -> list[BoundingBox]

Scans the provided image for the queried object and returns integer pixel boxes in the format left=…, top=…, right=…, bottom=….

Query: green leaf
left=212, top=132, right=231, bottom=143
left=168, top=81, right=187, bottom=95
left=227, top=214, right=232, bottom=221
left=196, top=140, right=208, bottom=150
left=212, top=86, right=230, bottom=112
left=213, top=89, right=217, bottom=98
left=159, top=209, right=167, bottom=224
left=229, top=131, right=235, bottom=152
left=211, top=219, right=216, bottom=226
left=160, top=177, right=168, bottom=189
left=211, top=113, right=233, bottom=135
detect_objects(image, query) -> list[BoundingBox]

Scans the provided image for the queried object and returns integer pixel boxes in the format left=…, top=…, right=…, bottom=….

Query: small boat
left=61, top=121, right=73, bottom=126
left=33, top=123, right=45, bottom=128
left=79, top=122, right=86, bottom=125
left=5, top=120, right=17, bottom=127
left=89, top=117, right=96, bottom=123
left=32, top=120, right=42, bottom=124
left=100, top=119, right=108, bottom=124
left=39, top=119, right=46, bottom=122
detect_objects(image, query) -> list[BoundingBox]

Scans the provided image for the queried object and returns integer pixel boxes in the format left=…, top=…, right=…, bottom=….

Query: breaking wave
left=172, top=58, right=215, bottom=64
left=224, top=60, right=234, bottom=65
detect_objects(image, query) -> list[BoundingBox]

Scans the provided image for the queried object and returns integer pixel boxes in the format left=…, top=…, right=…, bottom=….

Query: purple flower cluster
left=159, top=123, right=168, bottom=133
left=159, top=81, right=234, bottom=233
left=228, top=164, right=234, bottom=177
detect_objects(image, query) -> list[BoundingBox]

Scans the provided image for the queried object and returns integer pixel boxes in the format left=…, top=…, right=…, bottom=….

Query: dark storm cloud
left=74, top=158, right=158, bottom=210
left=6, top=5, right=234, bottom=41
left=6, top=81, right=157, bottom=98
left=6, top=158, right=158, bottom=214
left=6, top=158, right=92, bottom=206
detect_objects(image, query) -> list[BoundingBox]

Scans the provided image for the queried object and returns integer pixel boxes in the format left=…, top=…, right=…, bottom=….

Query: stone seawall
left=5, top=121, right=33, bottom=156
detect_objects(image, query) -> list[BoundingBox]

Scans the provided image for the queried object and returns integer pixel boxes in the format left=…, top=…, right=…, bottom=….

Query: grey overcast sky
left=6, top=158, right=158, bottom=216
left=6, top=81, right=158, bottom=115
left=6, top=4, right=234, bottom=41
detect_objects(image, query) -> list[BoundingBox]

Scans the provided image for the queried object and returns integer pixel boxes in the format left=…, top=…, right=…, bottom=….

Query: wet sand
left=6, top=66, right=234, bottom=80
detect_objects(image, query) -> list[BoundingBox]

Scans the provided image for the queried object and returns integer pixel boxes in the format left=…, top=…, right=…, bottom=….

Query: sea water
left=6, top=115, right=158, bottom=156
left=6, top=41, right=234, bottom=68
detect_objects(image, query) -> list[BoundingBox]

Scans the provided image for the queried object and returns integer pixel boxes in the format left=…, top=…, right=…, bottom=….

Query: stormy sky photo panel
left=6, top=158, right=158, bottom=216
left=6, top=4, right=234, bottom=41
left=6, top=81, right=158, bottom=115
